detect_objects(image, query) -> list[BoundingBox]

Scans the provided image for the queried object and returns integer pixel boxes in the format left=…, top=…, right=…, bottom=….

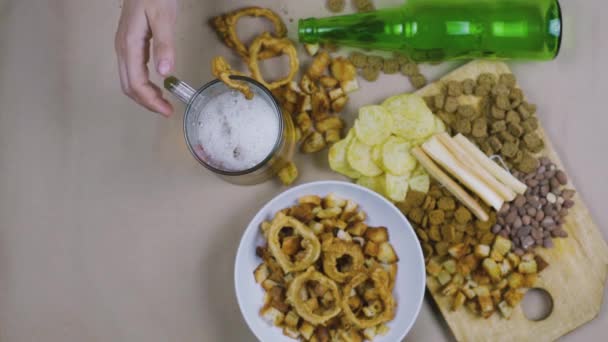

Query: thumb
left=149, top=11, right=176, bottom=77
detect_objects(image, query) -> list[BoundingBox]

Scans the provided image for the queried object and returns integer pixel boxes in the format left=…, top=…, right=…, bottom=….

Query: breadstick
left=422, top=137, right=504, bottom=211
left=453, top=134, right=527, bottom=195
left=436, top=132, right=516, bottom=202
left=412, top=147, right=489, bottom=221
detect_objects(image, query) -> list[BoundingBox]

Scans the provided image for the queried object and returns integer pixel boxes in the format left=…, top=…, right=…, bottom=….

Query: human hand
left=115, top=0, right=177, bottom=116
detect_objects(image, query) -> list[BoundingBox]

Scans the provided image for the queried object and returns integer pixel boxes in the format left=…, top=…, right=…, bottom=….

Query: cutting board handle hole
left=522, top=288, right=554, bottom=321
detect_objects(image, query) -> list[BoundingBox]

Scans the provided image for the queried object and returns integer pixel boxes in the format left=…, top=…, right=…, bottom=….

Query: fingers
left=117, top=55, right=131, bottom=96
left=115, top=15, right=132, bottom=97
left=124, top=28, right=173, bottom=116
left=115, top=0, right=174, bottom=117
left=146, top=5, right=176, bottom=77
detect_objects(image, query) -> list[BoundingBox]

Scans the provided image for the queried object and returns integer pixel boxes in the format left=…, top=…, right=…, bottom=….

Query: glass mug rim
left=182, top=76, right=285, bottom=177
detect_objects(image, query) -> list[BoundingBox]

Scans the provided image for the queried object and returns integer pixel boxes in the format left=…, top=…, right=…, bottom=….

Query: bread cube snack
left=253, top=194, right=399, bottom=340
left=416, top=194, right=548, bottom=319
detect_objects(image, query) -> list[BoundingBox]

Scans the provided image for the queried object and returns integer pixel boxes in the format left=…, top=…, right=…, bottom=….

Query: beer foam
left=196, top=90, right=279, bottom=172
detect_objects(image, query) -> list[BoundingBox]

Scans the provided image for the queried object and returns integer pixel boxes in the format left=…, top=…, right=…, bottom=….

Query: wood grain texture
left=415, top=60, right=608, bottom=342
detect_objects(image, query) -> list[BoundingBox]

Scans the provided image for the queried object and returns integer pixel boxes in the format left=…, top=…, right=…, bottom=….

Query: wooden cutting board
left=414, top=60, right=608, bottom=342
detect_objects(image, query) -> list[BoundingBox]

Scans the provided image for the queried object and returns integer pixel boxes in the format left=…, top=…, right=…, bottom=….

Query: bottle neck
left=298, top=18, right=320, bottom=44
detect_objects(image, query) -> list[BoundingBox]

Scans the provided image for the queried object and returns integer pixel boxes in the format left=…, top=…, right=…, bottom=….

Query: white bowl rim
left=234, top=180, right=426, bottom=341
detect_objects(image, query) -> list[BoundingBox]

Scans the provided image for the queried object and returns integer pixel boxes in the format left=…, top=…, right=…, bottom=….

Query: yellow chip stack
left=329, top=94, right=444, bottom=201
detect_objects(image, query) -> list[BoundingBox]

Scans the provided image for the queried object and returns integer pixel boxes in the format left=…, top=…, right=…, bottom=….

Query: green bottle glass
left=298, top=0, right=562, bottom=62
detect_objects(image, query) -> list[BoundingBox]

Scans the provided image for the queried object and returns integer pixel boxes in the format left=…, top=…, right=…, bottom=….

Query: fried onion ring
left=322, top=241, right=364, bottom=283
left=210, top=7, right=287, bottom=59
left=267, top=213, right=321, bottom=273
left=287, top=267, right=342, bottom=325
left=211, top=56, right=253, bottom=99
left=341, top=268, right=395, bottom=329
left=248, top=32, right=299, bottom=90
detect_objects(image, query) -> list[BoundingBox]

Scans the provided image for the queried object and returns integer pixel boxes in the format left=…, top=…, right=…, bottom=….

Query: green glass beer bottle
left=298, top=0, right=562, bottom=62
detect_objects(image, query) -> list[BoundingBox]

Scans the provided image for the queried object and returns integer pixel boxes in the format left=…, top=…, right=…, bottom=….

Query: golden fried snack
left=267, top=213, right=321, bottom=273
left=330, top=57, right=357, bottom=82
left=248, top=33, right=300, bottom=90
left=341, top=269, right=396, bottom=329
left=322, top=240, right=364, bottom=283
left=300, top=131, right=326, bottom=154
left=307, top=51, right=331, bottom=80
left=286, top=267, right=342, bottom=325
left=254, top=195, right=399, bottom=340
left=210, top=7, right=287, bottom=59
left=277, top=161, right=299, bottom=186
left=211, top=56, right=253, bottom=99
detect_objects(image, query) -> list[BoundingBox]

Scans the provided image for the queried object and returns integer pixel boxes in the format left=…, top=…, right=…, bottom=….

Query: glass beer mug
left=165, top=76, right=296, bottom=185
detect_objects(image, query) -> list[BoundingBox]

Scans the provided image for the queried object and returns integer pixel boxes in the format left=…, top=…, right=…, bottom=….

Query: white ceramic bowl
left=235, top=181, right=426, bottom=341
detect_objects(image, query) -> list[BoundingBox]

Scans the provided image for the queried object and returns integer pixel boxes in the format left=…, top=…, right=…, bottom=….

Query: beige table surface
left=1, top=0, right=607, bottom=341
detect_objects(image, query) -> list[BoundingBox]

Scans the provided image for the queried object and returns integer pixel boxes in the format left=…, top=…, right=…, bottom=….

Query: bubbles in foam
left=195, top=90, right=279, bottom=172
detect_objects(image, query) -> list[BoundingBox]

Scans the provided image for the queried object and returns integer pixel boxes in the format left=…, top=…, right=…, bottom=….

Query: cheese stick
left=422, top=136, right=504, bottom=211
left=453, top=134, right=527, bottom=195
left=412, top=147, right=489, bottom=222
left=436, top=132, right=516, bottom=202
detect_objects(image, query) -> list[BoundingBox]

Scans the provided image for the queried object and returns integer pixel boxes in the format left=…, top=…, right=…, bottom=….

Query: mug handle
left=164, top=76, right=196, bottom=104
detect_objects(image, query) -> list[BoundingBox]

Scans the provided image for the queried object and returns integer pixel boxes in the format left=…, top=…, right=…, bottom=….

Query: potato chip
left=347, top=138, right=383, bottom=177
left=381, top=136, right=416, bottom=176
left=382, top=94, right=435, bottom=140
left=354, top=105, right=392, bottom=146
left=385, top=173, right=409, bottom=202
left=409, top=173, right=431, bottom=193
left=356, top=175, right=386, bottom=197
left=329, top=132, right=361, bottom=179
left=434, top=116, right=447, bottom=133
left=371, top=144, right=383, bottom=166
left=409, top=138, right=428, bottom=148
left=411, top=162, right=426, bottom=177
